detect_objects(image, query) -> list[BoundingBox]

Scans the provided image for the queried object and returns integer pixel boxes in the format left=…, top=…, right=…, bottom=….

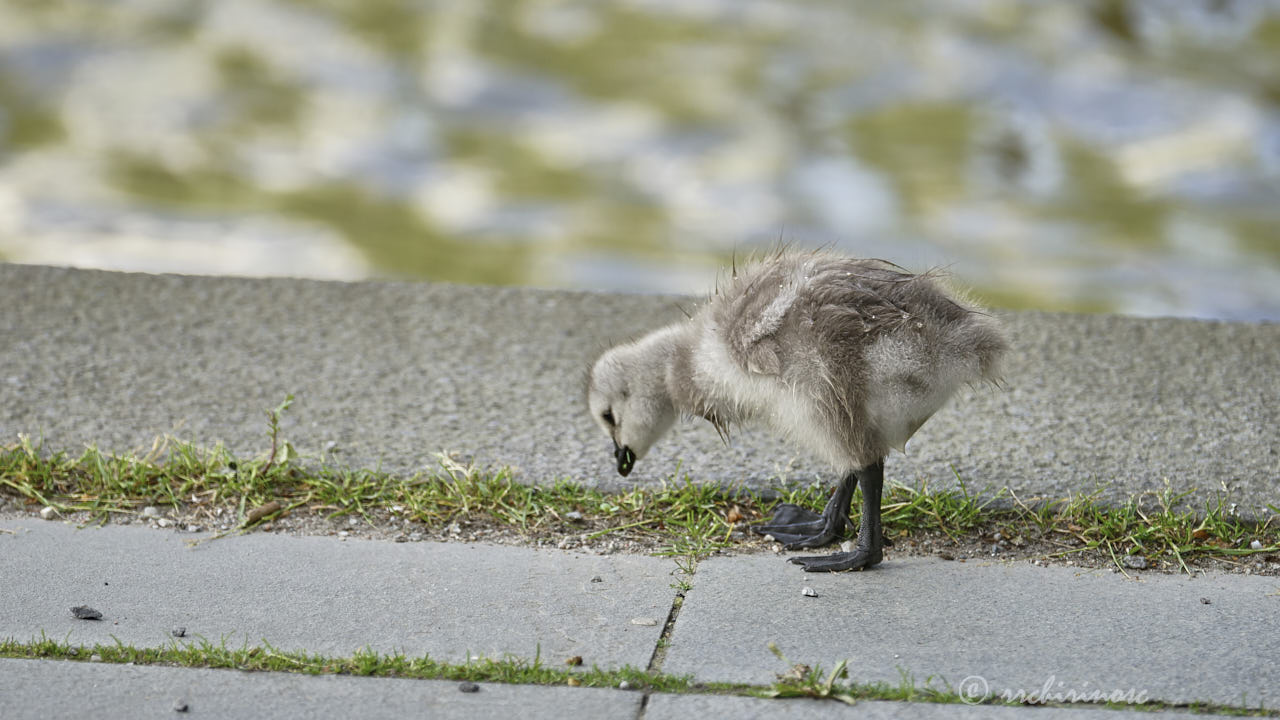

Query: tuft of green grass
left=760, top=642, right=858, bottom=705
left=0, top=397, right=752, bottom=569
left=5, top=635, right=1274, bottom=716
left=991, top=483, right=1280, bottom=576
left=0, top=634, right=690, bottom=692
left=2, top=399, right=1276, bottom=576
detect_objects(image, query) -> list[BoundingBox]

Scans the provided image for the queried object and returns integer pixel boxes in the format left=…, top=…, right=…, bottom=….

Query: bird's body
left=588, top=251, right=1007, bottom=572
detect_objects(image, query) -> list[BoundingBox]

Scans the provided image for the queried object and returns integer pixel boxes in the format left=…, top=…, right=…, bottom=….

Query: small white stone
left=40, top=506, right=58, bottom=520
left=338, top=531, right=349, bottom=538
left=348, top=517, right=358, bottom=526
left=157, top=518, right=172, bottom=528
left=391, top=505, right=404, bottom=514
left=142, top=506, right=160, bottom=517
left=618, top=681, right=631, bottom=690
left=840, top=540, right=854, bottom=553
left=1251, top=540, right=1264, bottom=550
left=802, top=586, right=818, bottom=597
left=1122, top=555, right=1147, bottom=570
left=630, top=617, right=658, bottom=626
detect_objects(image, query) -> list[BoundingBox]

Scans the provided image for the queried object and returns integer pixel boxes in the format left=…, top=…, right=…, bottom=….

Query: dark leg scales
left=785, top=460, right=886, bottom=573
left=750, top=463, right=893, bottom=551
left=750, top=475, right=854, bottom=550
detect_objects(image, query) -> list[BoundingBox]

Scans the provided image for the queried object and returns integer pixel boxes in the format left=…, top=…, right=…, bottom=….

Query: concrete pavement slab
left=0, top=658, right=641, bottom=720
left=663, top=555, right=1280, bottom=709
left=645, top=693, right=1202, bottom=719
left=2, top=265, right=1277, bottom=514
left=0, top=519, right=675, bottom=666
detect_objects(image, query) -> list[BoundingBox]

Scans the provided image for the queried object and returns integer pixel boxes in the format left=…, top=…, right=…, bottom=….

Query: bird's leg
left=789, top=459, right=885, bottom=572
left=750, top=471, right=856, bottom=549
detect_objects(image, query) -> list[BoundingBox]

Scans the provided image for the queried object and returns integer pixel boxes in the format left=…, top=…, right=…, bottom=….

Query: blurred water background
left=1, top=0, right=1278, bottom=320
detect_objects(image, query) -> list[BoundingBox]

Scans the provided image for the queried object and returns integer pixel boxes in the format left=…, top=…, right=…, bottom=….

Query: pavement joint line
left=2, top=639, right=1276, bottom=717
left=637, top=563, right=696, bottom=720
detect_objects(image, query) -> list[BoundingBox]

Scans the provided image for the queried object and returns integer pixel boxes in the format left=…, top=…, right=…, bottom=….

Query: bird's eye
left=601, top=409, right=615, bottom=426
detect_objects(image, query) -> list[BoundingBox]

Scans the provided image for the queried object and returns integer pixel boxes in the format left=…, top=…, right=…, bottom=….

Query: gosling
left=586, top=251, right=1007, bottom=572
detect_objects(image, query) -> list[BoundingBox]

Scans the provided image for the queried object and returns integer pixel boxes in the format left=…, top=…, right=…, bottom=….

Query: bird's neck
left=661, top=323, right=722, bottom=422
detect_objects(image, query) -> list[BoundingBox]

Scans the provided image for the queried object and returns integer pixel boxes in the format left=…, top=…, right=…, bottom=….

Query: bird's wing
left=721, top=268, right=800, bottom=376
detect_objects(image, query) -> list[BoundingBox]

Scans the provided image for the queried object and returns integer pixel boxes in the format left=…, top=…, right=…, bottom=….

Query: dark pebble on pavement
left=70, top=606, right=102, bottom=620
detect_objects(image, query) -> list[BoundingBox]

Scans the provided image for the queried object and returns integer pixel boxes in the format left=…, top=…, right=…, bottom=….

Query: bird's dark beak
left=614, top=441, right=636, bottom=477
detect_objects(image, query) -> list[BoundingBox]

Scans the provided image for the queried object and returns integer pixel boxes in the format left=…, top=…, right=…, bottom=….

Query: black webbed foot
left=780, top=459, right=888, bottom=573
left=751, top=504, right=893, bottom=549
left=789, top=543, right=883, bottom=573
left=749, top=503, right=842, bottom=549
left=754, top=503, right=822, bottom=527
left=755, top=527, right=843, bottom=550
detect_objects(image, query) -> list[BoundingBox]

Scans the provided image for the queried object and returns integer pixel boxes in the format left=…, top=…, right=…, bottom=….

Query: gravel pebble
left=565, top=511, right=583, bottom=521
left=1250, top=540, right=1264, bottom=550
left=39, top=506, right=58, bottom=520
left=458, top=682, right=480, bottom=693
left=802, top=586, right=818, bottom=597
left=173, top=699, right=189, bottom=713
left=171, top=627, right=186, bottom=638
left=142, top=506, right=160, bottom=518
left=70, top=605, right=102, bottom=620
left=630, top=617, right=658, bottom=626
left=1122, top=555, right=1148, bottom=570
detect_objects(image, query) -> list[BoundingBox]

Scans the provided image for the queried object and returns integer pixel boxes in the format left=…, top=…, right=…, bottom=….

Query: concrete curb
left=3, top=264, right=1277, bottom=515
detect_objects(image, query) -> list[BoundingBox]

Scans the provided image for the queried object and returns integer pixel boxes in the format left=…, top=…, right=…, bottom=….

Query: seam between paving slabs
left=636, top=559, right=695, bottom=720
left=4, top=634, right=1277, bottom=717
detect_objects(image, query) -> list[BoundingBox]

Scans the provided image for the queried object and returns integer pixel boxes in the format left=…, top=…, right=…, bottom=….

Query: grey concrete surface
left=0, top=659, right=642, bottom=720
left=4, top=515, right=1276, bottom=712
left=0, top=659, right=1217, bottom=720
left=0, top=659, right=1216, bottom=720
left=2, top=264, right=1277, bottom=514
left=663, top=555, right=1280, bottom=709
left=0, top=519, right=674, bottom=666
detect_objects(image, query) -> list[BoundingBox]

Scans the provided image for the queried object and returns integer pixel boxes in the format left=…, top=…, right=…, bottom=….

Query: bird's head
left=586, top=340, right=676, bottom=477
